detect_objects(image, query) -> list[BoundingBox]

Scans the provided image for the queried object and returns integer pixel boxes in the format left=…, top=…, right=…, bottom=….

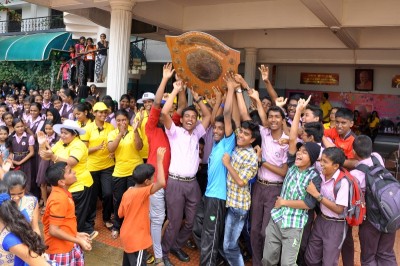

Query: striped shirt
left=226, top=145, right=258, bottom=210
left=271, top=165, right=320, bottom=228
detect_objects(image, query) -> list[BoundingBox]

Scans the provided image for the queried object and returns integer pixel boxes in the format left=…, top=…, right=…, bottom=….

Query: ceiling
left=25, top=0, right=400, bottom=65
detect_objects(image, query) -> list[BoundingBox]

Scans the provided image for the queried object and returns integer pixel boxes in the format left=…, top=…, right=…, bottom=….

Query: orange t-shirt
left=324, top=128, right=356, bottom=159
left=42, top=186, right=77, bottom=254
left=118, top=185, right=153, bottom=253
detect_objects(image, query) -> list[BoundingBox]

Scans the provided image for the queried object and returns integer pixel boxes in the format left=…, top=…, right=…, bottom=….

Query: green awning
left=0, top=32, right=72, bottom=61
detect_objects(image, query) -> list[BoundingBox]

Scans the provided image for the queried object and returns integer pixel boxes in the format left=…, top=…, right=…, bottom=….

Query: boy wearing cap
left=262, top=98, right=322, bottom=266
left=81, top=102, right=115, bottom=230
left=135, top=92, right=155, bottom=163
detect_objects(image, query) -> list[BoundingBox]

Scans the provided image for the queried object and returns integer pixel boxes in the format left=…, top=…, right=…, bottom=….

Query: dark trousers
left=162, top=178, right=201, bottom=256
left=85, top=60, right=95, bottom=82
left=193, top=196, right=226, bottom=266
left=112, top=176, right=135, bottom=230
left=197, top=164, right=208, bottom=196
left=122, top=250, right=147, bottom=266
left=297, top=209, right=315, bottom=266
left=304, top=215, right=346, bottom=266
left=250, top=181, right=282, bottom=266
left=89, top=166, right=114, bottom=223
left=72, top=186, right=93, bottom=233
left=359, top=219, right=397, bottom=266
left=341, top=225, right=354, bottom=266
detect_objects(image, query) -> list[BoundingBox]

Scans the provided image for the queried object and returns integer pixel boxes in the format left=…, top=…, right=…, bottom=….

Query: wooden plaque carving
left=166, top=31, right=240, bottom=97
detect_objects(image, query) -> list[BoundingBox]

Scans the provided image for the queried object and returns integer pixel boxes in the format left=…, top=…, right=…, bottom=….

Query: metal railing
left=0, top=15, right=65, bottom=34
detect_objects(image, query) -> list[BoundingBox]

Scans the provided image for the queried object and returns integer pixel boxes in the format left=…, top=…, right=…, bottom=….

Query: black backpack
left=356, top=156, right=400, bottom=233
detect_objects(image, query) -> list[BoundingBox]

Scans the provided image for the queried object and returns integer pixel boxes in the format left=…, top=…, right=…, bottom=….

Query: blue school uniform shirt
left=205, top=133, right=236, bottom=200
left=0, top=228, right=27, bottom=266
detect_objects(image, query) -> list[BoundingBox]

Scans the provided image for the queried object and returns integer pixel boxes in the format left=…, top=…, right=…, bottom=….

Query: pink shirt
left=320, top=169, right=349, bottom=218
left=27, top=116, right=44, bottom=135
left=258, top=126, right=289, bottom=182
left=14, top=132, right=35, bottom=145
left=350, top=152, right=384, bottom=192
left=166, top=121, right=206, bottom=177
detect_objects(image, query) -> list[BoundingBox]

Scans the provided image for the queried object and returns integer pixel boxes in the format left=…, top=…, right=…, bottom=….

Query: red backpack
left=334, top=168, right=366, bottom=226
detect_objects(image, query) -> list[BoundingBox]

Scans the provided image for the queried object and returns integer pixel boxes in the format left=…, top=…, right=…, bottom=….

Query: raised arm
left=191, top=89, right=211, bottom=130
left=210, top=86, right=223, bottom=126
left=248, top=88, right=268, bottom=127
left=258, top=65, right=278, bottom=105
left=289, top=96, right=310, bottom=154
left=223, top=73, right=236, bottom=136
left=161, top=81, right=182, bottom=130
left=154, top=63, right=175, bottom=108
left=176, top=83, right=188, bottom=116
left=232, top=75, right=251, bottom=122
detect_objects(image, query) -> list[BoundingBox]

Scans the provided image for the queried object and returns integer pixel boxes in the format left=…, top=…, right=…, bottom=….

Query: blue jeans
left=223, top=207, right=248, bottom=266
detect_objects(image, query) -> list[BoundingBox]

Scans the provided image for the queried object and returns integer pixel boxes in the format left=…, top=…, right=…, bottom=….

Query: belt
left=321, top=213, right=346, bottom=222
left=14, top=151, right=29, bottom=156
left=257, top=179, right=283, bottom=186
left=169, top=173, right=196, bottom=182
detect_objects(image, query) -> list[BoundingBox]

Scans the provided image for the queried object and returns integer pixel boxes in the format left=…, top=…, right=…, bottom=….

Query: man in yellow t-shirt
left=320, top=92, right=332, bottom=124
left=135, top=92, right=155, bottom=162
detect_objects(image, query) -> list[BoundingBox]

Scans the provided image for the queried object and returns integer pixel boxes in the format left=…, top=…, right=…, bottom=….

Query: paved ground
left=84, top=206, right=400, bottom=266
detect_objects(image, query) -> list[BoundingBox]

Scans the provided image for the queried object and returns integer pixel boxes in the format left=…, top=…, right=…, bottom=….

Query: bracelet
left=220, top=103, right=225, bottom=108
left=194, top=96, right=203, bottom=104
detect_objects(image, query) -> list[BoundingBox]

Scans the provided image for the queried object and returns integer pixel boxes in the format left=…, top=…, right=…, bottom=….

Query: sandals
left=104, top=221, right=113, bottom=230
left=111, top=229, right=119, bottom=239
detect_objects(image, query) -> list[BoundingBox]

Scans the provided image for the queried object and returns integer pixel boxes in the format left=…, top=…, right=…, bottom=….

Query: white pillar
left=244, top=48, right=258, bottom=88
left=106, top=0, right=135, bottom=100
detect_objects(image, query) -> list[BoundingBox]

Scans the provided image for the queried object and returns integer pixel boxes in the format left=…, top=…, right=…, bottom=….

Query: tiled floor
left=85, top=206, right=400, bottom=266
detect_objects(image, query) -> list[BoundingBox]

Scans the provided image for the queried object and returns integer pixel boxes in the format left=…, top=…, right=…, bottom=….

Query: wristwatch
left=316, top=194, right=324, bottom=202
left=235, top=88, right=243, bottom=93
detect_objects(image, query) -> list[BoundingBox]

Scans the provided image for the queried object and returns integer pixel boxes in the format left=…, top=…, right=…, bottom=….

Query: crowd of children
left=57, top=34, right=109, bottom=87
left=0, top=61, right=398, bottom=266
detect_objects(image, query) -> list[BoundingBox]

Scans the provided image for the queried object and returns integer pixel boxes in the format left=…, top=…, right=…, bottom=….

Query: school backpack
left=334, top=168, right=366, bottom=226
left=356, top=156, right=400, bottom=233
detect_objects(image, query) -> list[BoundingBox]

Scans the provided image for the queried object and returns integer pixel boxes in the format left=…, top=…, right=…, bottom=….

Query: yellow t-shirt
left=134, top=112, right=149, bottom=159
left=81, top=122, right=115, bottom=172
left=324, top=122, right=332, bottom=129
left=320, top=101, right=332, bottom=122
left=107, top=126, right=143, bottom=177
left=51, top=137, right=93, bottom=193
left=369, top=117, right=380, bottom=128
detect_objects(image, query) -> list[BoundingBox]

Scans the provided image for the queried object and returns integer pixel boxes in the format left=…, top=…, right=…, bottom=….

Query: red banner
left=286, top=89, right=400, bottom=124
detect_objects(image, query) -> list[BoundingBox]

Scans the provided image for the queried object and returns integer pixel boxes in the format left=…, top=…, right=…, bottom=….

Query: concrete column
left=106, top=0, right=135, bottom=100
left=244, top=48, right=258, bottom=88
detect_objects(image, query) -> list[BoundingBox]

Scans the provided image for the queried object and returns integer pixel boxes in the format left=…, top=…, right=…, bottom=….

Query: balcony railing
left=0, top=15, right=65, bottom=34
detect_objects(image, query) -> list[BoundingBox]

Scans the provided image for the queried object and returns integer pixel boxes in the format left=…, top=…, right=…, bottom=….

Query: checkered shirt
left=271, top=165, right=320, bottom=228
left=226, top=145, right=258, bottom=210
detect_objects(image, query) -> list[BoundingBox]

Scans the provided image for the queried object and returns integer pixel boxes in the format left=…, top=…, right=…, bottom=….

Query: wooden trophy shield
left=165, top=31, right=240, bottom=97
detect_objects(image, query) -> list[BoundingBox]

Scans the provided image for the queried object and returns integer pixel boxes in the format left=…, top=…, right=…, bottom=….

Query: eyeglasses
left=287, top=104, right=297, bottom=108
